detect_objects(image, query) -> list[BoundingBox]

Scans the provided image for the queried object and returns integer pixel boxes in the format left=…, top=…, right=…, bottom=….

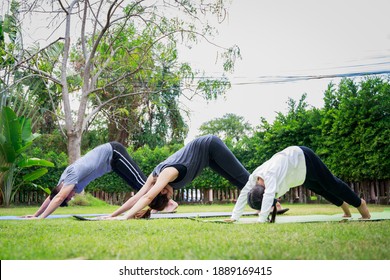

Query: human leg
left=357, top=199, right=371, bottom=219
left=300, top=146, right=370, bottom=218
left=208, top=136, right=250, bottom=189
left=340, top=202, right=352, bottom=217
left=303, top=180, right=353, bottom=217
left=110, top=142, right=147, bottom=191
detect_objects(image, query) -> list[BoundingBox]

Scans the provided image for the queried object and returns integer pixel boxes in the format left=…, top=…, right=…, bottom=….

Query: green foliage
left=0, top=3, right=19, bottom=69
left=235, top=94, right=322, bottom=173
left=132, top=144, right=177, bottom=175
left=196, top=77, right=231, bottom=100
left=198, top=113, right=252, bottom=143
left=319, top=77, right=390, bottom=180
left=68, top=193, right=109, bottom=207
left=0, top=107, right=54, bottom=206
left=232, top=77, right=390, bottom=185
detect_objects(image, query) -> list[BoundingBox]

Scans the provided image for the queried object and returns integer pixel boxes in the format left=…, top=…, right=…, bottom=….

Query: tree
left=1, top=1, right=63, bottom=134
left=93, top=34, right=189, bottom=148
left=11, top=0, right=239, bottom=163
left=320, top=77, right=390, bottom=181
left=1, top=0, right=21, bottom=112
left=244, top=94, right=322, bottom=168
left=198, top=113, right=252, bottom=144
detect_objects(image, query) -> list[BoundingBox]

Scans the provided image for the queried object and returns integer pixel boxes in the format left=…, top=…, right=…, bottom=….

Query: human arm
left=108, top=174, right=157, bottom=218
left=121, top=167, right=178, bottom=220
left=39, top=185, right=75, bottom=219
left=257, top=175, right=277, bottom=223
left=20, top=196, right=52, bottom=218
left=230, top=174, right=256, bottom=221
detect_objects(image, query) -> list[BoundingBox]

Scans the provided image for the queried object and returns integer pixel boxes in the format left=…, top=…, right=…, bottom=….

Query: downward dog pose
left=229, top=146, right=371, bottom=223
left=106, top=135, right=252, bottom=219
left=22, top=142, right=151, bottom=219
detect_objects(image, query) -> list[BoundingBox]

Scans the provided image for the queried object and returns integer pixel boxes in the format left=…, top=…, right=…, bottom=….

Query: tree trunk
left=67, top=131, right=82, bottom=164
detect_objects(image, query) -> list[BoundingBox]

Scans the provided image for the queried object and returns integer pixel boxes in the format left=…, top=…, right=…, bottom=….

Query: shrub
left=68, top=193, right=108, bottom=207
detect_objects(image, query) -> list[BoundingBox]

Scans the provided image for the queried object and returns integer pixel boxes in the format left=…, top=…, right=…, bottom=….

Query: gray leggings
left=300, top=146, right=361, bottom=207
left=208, top=136, right=250, bottom=190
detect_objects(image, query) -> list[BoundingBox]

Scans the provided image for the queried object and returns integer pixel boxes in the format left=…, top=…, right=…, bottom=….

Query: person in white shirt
left=229, top=146, right=371, bottom=223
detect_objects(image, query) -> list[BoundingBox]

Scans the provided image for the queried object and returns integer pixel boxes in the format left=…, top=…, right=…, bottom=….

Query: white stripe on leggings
left=113, top=150, right=146, bottom=186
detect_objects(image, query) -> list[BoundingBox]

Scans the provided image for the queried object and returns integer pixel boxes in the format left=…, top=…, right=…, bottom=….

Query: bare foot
left=164, top=199, right=178, bottom=212
left=341, top=202, right=351, bottom=217
left=151, top=199, right=178, bottom=213
left=357, top=199, right=371, bottom=219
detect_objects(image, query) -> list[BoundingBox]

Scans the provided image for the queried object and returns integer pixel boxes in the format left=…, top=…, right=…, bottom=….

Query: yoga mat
left=0, top=214, right=107, bottom=220
left=71, top=211, right=258, bottom=221
left=0, top=211, right=257, bottom=221
left=152, top=211, right=257, bottom=219
left=199, top=209, right=390, bottom=224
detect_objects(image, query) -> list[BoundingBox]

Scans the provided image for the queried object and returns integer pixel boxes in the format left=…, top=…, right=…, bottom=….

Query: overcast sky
left=179, top=0, right=390, bottom=142
left=2, top=0, right=389, bottom=143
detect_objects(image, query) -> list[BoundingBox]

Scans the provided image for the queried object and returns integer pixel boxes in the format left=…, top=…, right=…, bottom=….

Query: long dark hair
left=135, top=193, right=170, bottom=219
left=247, top=184, right=277, bottom=223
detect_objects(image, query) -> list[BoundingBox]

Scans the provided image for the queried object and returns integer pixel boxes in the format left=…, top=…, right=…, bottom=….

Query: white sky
left=179, top=0, right=390, bottom=142
left=2, top=0, right=389, bottom=144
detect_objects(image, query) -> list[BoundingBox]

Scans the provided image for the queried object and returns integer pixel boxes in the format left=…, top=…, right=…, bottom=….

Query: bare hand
left=94, top=215, right=112, bottom=220
left=96, top=216, right=125, bottom=220
left=20, top=215, right=37, bottom=219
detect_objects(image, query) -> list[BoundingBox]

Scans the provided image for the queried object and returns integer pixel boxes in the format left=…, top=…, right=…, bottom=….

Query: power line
left=229, top=70, right=390, bottom=85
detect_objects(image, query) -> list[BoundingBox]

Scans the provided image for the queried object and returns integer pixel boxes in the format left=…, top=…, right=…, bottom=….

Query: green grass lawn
left=0, top=203, right=389, bottom=260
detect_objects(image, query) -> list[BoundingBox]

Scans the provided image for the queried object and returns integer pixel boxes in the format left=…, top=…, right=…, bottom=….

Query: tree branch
left=82, top=89, right=152, bottom=131
left=16, top=65, right=62, bottom=85
left=15, top=37, right=65, bottom=68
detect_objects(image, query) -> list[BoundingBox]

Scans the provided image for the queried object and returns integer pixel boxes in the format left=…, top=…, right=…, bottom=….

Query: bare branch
left=57, top=0, right=69, bottom=14
left=83, top=88, right=157, bottom=131
left=89, top=0, right=105, bottom=46
left=60, top=0, right=80, bottom=133
left=81, top=0, right=88, bottom=59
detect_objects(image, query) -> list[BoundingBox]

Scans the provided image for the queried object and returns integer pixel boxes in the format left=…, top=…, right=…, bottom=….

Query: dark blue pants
left=300, top=146, right=361, bottom=207
left=110, top=142, right=146, bottom=191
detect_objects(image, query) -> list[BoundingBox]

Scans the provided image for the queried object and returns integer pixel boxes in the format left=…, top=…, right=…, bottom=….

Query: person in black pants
left=105, top=135, right=255, bottom=219
left=22, top=142, right=151, bottom=219
left=229, top=146, right=371, bottom=223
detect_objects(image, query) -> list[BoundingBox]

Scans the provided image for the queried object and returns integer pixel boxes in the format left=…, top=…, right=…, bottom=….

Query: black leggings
left=109, top=142, right=147, bottom=191
left=208, top=136, right=250, bottom=190
left=300, top=146, right=361, bottom=207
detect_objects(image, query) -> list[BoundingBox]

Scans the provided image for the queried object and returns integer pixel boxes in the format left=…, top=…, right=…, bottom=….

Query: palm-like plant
left=0, top=106, right=54, bottom=206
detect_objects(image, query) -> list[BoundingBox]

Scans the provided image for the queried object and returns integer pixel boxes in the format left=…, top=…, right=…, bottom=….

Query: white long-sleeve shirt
left=231, top=146, right=307, bottom=222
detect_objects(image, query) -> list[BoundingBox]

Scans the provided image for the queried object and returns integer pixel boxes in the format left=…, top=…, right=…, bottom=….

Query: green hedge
left=16, top=77, right=390, bottom=194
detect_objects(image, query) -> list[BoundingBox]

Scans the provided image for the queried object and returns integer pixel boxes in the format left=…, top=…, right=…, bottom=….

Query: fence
left=6, top=180, right=390, bottom=206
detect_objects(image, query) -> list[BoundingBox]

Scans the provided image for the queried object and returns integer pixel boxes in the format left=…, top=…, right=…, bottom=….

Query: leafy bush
left=68, top=193, right=108, bottom=207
